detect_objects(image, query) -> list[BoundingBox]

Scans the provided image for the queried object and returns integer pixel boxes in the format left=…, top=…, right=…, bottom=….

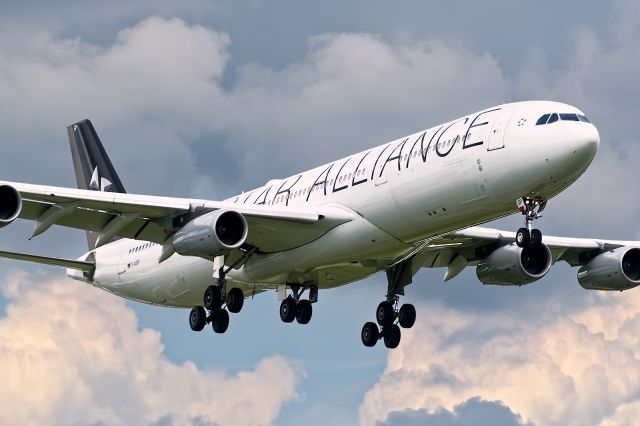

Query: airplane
left=1, top=100, right=637, bottom=350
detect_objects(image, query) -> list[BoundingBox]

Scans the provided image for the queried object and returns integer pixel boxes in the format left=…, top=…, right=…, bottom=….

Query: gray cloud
left=377, top=397, right=529, bottom=426
left=1, top=3, right=640, bottom=425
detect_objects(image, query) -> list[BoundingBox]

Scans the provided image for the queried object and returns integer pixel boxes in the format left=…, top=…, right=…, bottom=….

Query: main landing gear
left=361, top=259, right=416, bottom=349
left=189, top=267, right=244, bottom=334
left=515, top=197, right=546, bottom=248
left=279, top=284, right=317, bottom=325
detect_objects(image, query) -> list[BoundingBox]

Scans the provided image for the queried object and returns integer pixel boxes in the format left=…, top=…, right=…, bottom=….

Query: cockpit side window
left=547, top=113, right=559, bottom=124
left=578, top=114, right=590, bottom=123
left=560, top=113, right=580, bottom=121
left=536, top=114, right=550, bottom=126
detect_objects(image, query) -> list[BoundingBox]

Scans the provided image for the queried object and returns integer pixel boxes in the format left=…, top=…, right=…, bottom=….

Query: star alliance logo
left=89, top=166, right=113, bottom=192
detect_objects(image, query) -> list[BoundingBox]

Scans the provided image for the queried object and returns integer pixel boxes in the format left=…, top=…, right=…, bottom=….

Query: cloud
left=0, top=16, right=230, bottom=197
left=0, top=272, right=302, bottom=426
left=359, top=290, right=640, bottom=426
left=0, top=16, right=510, bottom=197
left=377, top=397, right=529, bottom=426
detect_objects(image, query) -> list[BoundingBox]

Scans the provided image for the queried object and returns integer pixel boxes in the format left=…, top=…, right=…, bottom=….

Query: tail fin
left=67, top=119, right=127, bottom=249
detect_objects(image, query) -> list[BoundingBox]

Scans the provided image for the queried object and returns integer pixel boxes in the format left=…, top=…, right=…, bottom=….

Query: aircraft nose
left=547, top=122, right=599, bottom=185
left=569, top=123, right=599, bottom=166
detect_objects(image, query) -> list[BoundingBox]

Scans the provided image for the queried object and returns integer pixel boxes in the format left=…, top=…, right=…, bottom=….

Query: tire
left=211, top=309, right=229, bottom=334
left=361, top=322, right=379, bottom=347
left=376, top=301, right=395, bottom=327
left=279, top=297, right=296, bottom=323
left=189, top=306, right=206, bottom=332
left=530, top=229, right=543, bottom=247
left=398, top=304, right=416, bottom=329
left=383, top=324, right=401, bottom=349
left=226, top=288, right=244, bottom=314
left=295, top=299, right=313, bottom=324
left=204, top=285, right=221, bottom=311
left=516, top=228, right=530, bottom=248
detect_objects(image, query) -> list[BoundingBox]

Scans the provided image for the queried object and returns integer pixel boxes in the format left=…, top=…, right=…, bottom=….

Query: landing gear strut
left=516, top=197, right=546, bottom=248
left=279, top=284, right=316, bottom=325
left=189, top=266, right=245, bottom=334
left=361, top=259, right=416, bottom=349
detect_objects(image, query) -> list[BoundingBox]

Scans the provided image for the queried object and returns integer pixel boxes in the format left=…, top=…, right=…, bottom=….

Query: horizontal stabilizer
left=0, top=250, right=94, bottom=271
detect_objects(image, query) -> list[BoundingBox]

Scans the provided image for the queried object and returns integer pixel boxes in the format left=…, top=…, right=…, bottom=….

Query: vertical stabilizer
left=67, top=120, right=126, bottom=249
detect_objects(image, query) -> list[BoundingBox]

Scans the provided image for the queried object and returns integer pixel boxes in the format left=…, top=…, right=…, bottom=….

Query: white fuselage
left=69, top=101, right=600, bottom=307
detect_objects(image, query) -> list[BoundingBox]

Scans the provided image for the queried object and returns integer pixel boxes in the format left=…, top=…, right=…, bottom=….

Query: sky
left=1, top=1, right=640, bottom=425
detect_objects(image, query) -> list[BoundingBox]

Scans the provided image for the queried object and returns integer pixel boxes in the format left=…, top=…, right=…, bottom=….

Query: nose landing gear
left=516, top=197, right=546, bottom=248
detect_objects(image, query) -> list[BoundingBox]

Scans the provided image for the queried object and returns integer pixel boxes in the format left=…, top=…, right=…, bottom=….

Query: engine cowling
left=172, top=210, right=248, bottom=257
left=476, top=243, right=552, bottom=285
left=578, top=247, right=640, bottom=291
left=0, top=185, right=22, bottom=228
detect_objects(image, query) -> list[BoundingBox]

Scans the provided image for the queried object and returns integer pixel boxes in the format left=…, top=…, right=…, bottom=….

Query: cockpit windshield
left=536, top=112, right=590, bottom=125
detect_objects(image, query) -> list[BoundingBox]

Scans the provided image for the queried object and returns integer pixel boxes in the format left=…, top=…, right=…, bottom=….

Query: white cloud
left=0, top=272, right=302, bottom=426
left=359, top=290, right=640, bottom=426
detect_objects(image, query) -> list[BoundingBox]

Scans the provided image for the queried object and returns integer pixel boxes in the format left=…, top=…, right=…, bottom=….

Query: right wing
left=0, top=250, right=94, bottom=271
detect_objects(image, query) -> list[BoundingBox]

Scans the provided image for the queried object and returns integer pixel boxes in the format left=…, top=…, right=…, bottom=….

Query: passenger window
left=560, top=113, right=579, bottom=121
left=547, top=113, right=559, bottom=124
left=536, top=114, right=550, bottom=125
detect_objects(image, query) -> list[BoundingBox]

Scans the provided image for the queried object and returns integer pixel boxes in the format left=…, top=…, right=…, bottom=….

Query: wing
left=412, top=226, right=640, bottom=282
left=0, top=250, right=94, bottom=271
left=1, top=180, right=355, bottom=254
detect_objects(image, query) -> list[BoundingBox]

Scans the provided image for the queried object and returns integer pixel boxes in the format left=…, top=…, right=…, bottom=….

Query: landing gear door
left=487, top=109, right=515, bottom=151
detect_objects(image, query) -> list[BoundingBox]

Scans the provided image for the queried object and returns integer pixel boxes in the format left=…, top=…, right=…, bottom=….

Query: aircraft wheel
left=189, top=306, right=206, bottom=332
left=383, top=324, right=401, bottom=349
left=530, top=229, right=543, bottom=247
left=295, top=299, right=313, bottom=324
left=361, top=322, right=379, bottom=347
left=376, top=301, right=395, bottom=327
left=280, top=297, right=296, bottom=323
left=204, top=285, right=222, bottom=311
left=516, top=228, right=530, bottom=248
left=398, top=304, right=416, bottom=329
left=211, top=309, right=229, bottom=334
left=226, top=288, right=244, bottom=313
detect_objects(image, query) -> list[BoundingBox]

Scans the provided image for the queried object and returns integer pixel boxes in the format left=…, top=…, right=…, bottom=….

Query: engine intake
left=476, top=243, right=552, bottom=285
left=172, top=210, right=248, bottom=258
left=0, top=185, right=22, bottom=228
left=578, top=247, right=640, bottom=291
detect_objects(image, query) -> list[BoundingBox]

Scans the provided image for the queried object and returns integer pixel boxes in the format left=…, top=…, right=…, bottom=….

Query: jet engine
left=476, top=243, right=552, bottom=285
left=172, top=209, right=248, bottom=257
left=0, top=185, right=22, bottom=228
left=578, top=247, right=640, bottom=291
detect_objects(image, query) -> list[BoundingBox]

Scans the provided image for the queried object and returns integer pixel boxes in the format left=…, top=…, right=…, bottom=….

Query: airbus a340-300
left=1, top=101, right=635, bottom=349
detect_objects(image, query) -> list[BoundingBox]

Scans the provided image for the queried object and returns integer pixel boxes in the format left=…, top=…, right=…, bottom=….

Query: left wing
left=409, top=226, right=640, bottom=289
left=0, top=181, right=355, bottom=253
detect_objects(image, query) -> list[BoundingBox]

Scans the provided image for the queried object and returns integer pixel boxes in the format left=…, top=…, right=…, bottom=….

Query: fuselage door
left=487, top=109, right=514, bottom=151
